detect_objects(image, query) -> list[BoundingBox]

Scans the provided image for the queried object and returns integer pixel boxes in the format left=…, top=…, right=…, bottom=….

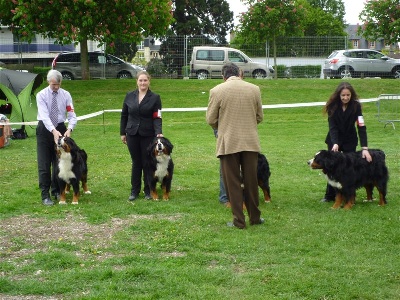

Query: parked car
left=190, top=46, right=274, bottom=79
left=323, top=49, right=400, bottom=79
left=52, top=51, right=143, bottom=80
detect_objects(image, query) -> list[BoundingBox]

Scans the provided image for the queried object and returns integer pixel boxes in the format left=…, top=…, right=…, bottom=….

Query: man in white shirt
left=36, top=70, right=77, bottom=205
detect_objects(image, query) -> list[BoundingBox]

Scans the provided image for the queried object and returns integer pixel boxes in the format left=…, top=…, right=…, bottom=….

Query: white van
left=190, top=46, right=274, bottom=79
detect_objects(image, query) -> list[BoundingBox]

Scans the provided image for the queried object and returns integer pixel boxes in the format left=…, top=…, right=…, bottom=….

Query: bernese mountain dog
left=257, top=153, right=271, bottom=203
left=145, top=137, right=174, bottom=200
left=308, top=149, right=389, bottom=209
left=56, top=137, right=91, bottom=205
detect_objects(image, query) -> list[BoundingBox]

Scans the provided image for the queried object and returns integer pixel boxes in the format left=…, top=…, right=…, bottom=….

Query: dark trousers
left=36, top=121, right=67, bottom=200
left=126, top=134, right=154, bottom=196
left=220, top=151, right=261, bottom=228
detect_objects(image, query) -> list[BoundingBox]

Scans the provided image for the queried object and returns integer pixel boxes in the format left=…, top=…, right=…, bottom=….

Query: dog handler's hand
left=331, top=144, right=339, bottom=152
left=363, top=149, right=372, bottom=162
left=121, top=135, right=127, bottom=144
left=64, top=128, right=72, bottom=138
left=52, top=129, right=61, bottom=144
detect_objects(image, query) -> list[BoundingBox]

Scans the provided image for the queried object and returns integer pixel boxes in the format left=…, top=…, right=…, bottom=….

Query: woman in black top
left=120, top=71, right=163, bottom=201
left=321, top=81, right=372, bottom=202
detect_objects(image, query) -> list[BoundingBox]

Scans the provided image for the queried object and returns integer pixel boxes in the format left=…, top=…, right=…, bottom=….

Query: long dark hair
left=324, top=82, right=360, bottom=116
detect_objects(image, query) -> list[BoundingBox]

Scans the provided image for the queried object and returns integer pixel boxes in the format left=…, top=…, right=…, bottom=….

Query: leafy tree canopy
left=307, top=0, right=345, bottom=23
left=0, top=0, right=173, bottom=47
left=238, top=0, right=307, bottom=44
left=172, top=0, right=233, bottom=43
left=0, top=0, right=173, bottom=79
left=302, top=0, right=346, bottom=36
left=359, top=0, right=400, bottom=45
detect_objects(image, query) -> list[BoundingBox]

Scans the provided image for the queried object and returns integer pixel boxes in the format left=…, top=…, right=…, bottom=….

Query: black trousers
left=126, top=134, right=154, bottom=196
left=220, top=151, right=261, bottom=228
left=36, top=121, right=66, bottom=200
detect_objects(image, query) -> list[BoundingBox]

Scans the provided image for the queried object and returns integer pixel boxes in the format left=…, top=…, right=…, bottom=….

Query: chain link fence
left=0, top=34, right=347, bottom=79
left=147, top=35, right=347, bottom=79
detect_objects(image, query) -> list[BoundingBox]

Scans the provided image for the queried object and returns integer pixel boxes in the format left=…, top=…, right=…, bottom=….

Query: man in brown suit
left=206, top=62, right=264, bottom=229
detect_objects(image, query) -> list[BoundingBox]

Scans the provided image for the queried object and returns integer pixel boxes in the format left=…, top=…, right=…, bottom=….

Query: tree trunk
left=80, top=38, right=90, bottom=80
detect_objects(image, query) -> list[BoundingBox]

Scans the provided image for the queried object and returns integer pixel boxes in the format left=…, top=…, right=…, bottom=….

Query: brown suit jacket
left=206, top=76, right=263, bottom=157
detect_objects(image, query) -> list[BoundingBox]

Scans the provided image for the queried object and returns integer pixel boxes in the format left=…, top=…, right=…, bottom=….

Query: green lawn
left=0, top=78, right=399, bottom=300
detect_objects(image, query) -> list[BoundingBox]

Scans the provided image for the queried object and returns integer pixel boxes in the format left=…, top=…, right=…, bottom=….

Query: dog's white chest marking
left=155, top=154, right=170, bottom=181
left=58, top=152, right=76, bottom=183
left=325, top=175, right=342, bottom=189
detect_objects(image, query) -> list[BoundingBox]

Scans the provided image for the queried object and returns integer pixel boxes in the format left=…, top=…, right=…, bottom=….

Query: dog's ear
left=164, top=138, right=173, bottom=152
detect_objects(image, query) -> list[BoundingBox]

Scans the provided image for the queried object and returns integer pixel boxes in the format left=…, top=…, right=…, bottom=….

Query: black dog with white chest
left=308, top=149, right=388, bottom=209
left=145, top=137, right=174, bottom=200
left=56, top=137, right=90, bottom=204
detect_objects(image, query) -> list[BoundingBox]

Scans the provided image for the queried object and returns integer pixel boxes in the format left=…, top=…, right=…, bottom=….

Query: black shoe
left=321, top=198, right=334, bottom=202
left=128, top=193, right=137, bottom=201
left=42, top=198, right=54, bottom=206
left=144, top=194, right=152, bottom=200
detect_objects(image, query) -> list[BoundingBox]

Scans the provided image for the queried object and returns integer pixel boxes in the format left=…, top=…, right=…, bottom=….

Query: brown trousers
left=220, top=151, right=261, bottom=228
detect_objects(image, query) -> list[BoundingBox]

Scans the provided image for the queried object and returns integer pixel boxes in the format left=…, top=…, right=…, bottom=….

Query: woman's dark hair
left=324, top=81, right=360, bottom=116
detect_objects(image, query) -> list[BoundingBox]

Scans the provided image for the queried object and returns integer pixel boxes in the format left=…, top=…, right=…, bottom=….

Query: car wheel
left=118, top=71, right=132, bottom=79
left=197, top=70, right=209, bottom=79
left=339, top=66, right=353, bottom=79
left=61, top=72, right=74, bottom=80
left=253, top=69, right=266, bottom=79
left=393, top=67, right=400, bottom=79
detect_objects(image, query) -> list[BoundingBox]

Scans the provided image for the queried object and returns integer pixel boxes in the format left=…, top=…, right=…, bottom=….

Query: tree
left=359, top=0, right=400, bottom=47
left=237, top=0, right=307, bottom=78
left=158, top=0, right=234, bottom=77
left=0, top=0, right=173, bottom=79
left=302, top=0, right=346, bottom=36
left=307, top=0, right=345, bottom=23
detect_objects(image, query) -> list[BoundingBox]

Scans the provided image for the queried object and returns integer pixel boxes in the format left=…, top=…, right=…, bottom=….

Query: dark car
left=52, top=51, right=143, bottom=80
left=323, top=49, right=400, bottom=79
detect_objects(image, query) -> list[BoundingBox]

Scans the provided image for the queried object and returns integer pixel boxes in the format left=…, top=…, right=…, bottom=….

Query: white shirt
left=36, top=86, right=77, bottom=132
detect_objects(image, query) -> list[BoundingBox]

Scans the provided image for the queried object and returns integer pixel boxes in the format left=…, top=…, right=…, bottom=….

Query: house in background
left=345, top=24, right=399, bottom=54
left=135, top=37, right=161, bottom=62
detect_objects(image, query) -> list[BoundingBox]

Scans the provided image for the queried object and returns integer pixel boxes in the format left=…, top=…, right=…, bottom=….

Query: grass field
left=0, top=78, right=399, bottom=300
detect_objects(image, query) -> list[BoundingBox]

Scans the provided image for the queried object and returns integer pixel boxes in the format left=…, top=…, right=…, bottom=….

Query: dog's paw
left=59, top=201, right=67, bottom=205
left=84, top=190, right=92, bottom=194
left=71, top=202, right=79, bottom=205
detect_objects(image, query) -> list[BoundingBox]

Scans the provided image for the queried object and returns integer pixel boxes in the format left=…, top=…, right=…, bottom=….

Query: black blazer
left=325, top=100, right=367, bottom=152
left=120, top=89, right=162, bottom=137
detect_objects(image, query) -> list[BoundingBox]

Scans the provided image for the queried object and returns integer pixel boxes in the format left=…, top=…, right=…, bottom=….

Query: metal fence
left=0, top=35, right=348, bottom=78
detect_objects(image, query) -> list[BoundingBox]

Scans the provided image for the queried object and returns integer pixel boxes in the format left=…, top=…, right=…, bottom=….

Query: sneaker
left=128, top=193, right=137, bottom=201
left=320, top=198, right=334, bottom=202
left=144, top=194, right=152, bottom=200
left=42, top=198, right=54, bottom=206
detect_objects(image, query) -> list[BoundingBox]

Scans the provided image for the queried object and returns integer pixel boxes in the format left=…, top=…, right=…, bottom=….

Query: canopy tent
left=0, top=68, right=43, bottom=136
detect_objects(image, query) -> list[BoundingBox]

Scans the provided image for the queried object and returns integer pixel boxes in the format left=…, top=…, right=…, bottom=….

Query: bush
left=146, top=58, right=167, bottom=78
left=285, top=65, right=321, bottom=78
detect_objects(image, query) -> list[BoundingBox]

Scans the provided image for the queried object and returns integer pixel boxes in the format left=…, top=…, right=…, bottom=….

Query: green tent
left=0, top=68, right=43, bottom=136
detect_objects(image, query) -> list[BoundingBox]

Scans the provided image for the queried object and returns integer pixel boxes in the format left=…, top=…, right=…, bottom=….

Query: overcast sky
left=226, top=0, right=365, bottom=25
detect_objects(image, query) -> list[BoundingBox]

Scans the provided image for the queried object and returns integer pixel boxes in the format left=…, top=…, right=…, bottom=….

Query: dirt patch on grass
left=0, top=213, right=179, bottom=261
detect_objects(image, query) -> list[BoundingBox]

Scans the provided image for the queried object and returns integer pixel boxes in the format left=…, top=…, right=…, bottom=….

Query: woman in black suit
left=120, top=71, right=163, bottom=201
left=321, top=81, right=372, bottom=202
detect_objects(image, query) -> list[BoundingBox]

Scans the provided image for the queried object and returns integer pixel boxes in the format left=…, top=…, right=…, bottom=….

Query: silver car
left=52, top=51, right=143, bottom=80
left=323, top=49, right=400, bottom=79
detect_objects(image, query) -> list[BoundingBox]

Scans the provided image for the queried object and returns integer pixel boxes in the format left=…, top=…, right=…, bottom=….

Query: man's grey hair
left=47, top=69, right=63, bottom=83
left=222, top=62, right=240, bottom=79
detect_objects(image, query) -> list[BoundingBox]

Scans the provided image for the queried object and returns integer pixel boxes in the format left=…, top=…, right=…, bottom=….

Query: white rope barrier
left=0, top=98, right=379, bottom=127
